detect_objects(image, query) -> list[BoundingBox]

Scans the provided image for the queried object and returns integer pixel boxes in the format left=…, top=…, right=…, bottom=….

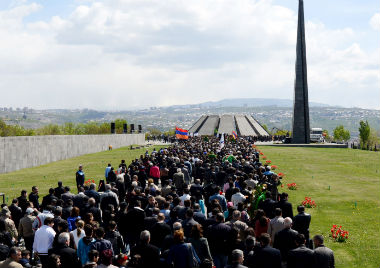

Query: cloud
left=370, top=12, right=380, bottom=31
left=0, top=0, right=378, bottom=110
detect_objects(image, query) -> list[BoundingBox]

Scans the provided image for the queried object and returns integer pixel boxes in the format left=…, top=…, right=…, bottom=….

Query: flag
left=232, top=131, right=238, bottom=139
left=219, top=134, right=225, bottom=149
left=175, top=127, right=189, bottom=140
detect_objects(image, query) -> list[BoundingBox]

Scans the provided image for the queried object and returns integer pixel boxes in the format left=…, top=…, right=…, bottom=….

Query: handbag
left=186, top=243, right=200, bottom=268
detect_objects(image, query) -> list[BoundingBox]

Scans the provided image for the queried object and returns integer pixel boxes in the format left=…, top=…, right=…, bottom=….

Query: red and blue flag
left=175, top=127, right=189, bottom=140
left=232, top=131, right=238, bottom=139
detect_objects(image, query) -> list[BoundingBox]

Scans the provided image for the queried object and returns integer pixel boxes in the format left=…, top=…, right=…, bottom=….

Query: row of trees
left=324, top=120, right=379, bottom=149
left=0, top=119, right=128, bottom=137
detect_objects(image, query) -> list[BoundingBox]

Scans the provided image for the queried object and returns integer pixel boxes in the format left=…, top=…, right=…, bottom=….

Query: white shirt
left=33, top=225, right=56, bottom=254
left=231, top=192, right=246, bottom=208
left=70, top=229, right=85, bottom=248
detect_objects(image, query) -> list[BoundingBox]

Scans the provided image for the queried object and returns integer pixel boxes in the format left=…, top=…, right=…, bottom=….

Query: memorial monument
left=292, top=0, right=310, bottom=144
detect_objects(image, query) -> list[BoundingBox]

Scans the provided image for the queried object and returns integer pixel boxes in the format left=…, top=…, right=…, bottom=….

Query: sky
left=0, top=0, right=379, bottom=110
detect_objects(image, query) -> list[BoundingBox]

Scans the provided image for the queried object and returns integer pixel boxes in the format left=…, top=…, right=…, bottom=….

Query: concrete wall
left=0, top=134, right=145, bottom=174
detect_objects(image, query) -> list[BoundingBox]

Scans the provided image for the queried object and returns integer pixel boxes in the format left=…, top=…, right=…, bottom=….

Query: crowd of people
left=0, top=136, right=335, bottom=268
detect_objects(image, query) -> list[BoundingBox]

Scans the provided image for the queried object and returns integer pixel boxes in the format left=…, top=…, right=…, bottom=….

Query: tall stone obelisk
left=291, top=0, right=310, bottom=144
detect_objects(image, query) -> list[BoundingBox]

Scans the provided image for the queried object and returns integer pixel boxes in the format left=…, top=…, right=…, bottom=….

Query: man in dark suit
left=293, top=206, right=311, bottom=247
left=193, top=203, right=206, bottom=227
left=61, top=186, right=75, bottom=204
left=273, top=217, right=298, bottom=263
left=182, top=209, right=199, bottom=238
left=313, top=235, right=335, bottom=268
left=259, top=192, right=276, bottom=219
left=124, top=201, right=146, bottom=248
left=287, top=234, right=315, bottom=268
left=144, top=208, right=159, bottom=231
left=275, top=192, right=293, bottom=220
left=28, top=186, right=40, bottom=211
left=225, top=249, right=248, bottom=268
left=48, top=232, right=82, bottom=268
left=206, top=213, right=231, bottom=268
left=17, top=190, right=29, bottom=213
left=248, top=233, right=281, bottom=268
left=41, top=188, right=57, bottom=209
left=150, top=213, right=171, bottom=249
left=84, top=198, right=102, bottom=223
left=130, top=230, right=160, bottom=267
left=54, top=181, right=65, bottom=199
left=84, top=183, right=100, bottom=205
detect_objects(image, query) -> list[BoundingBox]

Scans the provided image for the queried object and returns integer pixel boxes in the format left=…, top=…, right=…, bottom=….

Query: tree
left=114, top=118, right=128, bottom=134
left=358, top=120, right=370, bottom=148
left=333, top=125, right=350, bottom=142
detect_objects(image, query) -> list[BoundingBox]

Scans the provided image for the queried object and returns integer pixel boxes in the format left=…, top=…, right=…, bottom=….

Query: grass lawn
left=0, top=145, right=165, bottom=200
left=258, top=146, right=380, bottom=268
left=0, top=144, right=378, bottom=267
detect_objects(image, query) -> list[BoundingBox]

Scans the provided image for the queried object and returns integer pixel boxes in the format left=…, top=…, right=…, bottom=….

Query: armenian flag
left=175, top=127, right=189, bottom=140
left=232, top=131, right=238, bottom=139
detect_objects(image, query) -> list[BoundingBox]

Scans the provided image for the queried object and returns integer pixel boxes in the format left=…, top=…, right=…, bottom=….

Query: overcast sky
left=0, top=0, right=379, bottom=110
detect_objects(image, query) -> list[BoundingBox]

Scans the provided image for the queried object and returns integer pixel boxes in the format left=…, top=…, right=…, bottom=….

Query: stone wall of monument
left=0, top=134, right=145, bottom=174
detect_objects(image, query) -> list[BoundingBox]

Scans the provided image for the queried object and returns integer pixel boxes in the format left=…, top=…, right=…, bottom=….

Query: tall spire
left=291, top=0, right=310, bottom=144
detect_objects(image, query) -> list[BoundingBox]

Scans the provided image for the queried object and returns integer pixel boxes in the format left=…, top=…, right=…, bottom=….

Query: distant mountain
left=170, top=98, right=332, bottom=109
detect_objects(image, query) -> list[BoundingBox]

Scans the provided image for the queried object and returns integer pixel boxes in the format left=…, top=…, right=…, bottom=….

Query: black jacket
left=259, top=198, right=276, bottom=219
left=250, top=245, right=282, bottom=268
left=206, top=222, right=231, bottom=255
left=28, top=193, right=40, bottom=210
left=293, top=212, right=311, bottom=237
left=275, top=200, right=293, bottom=220
left=313, top=245, right=335, bottom=268
left=104, top=230, right=126, bottom=254
left=273, top=228, right=298, bottom=261
left=48, top=244, right=82, bottom=268
left=130, top=243, right=160, bottom=267
left=287, top=245, right=315, bottom=268
left=150, top=222, right=171, bottom=249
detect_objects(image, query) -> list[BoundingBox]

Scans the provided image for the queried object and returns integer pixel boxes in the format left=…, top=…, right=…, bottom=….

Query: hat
left=26, top=208, right=34, bottom=214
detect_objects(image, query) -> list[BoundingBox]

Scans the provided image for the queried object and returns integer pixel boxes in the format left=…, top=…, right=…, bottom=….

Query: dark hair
left=47, top=254, right=60, bottom=268
left=108, top=221, right=117, bottom=230
left=260, top=233, right=271, bottom=246
left=12, top=199, right=18, bottom=204
left=21, top=190, right=27, bottom=195
left=9, top=247, right=21, bottom=257
left=186, top=209, right=194, bottom=218
left=190, top=224, right=203, bottom=239
left=216, top=213, right=224, bottom=223
left=84, top=224, right=93, bottom=236
left=88, top=249, right=99, bottom=260
left=313, top=234, right=324, bottom=244
left=71, top=207, right=80, bottom=217
left=21, top=249, right=30, bottom=257
left=49, top=188, right=55, bottom=194
left=297, top=205, right=305, bottom=212
left=184, top=199, right=191, bottom=208
left=44, top=217, right=54, bottom=225
left=259, top=216, right=268, bottom=227
left=295, top=233, right=306, bottom=245
left=95, top=227, right=105, bottom=238
left=275, top=208, right=282, bottom=216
